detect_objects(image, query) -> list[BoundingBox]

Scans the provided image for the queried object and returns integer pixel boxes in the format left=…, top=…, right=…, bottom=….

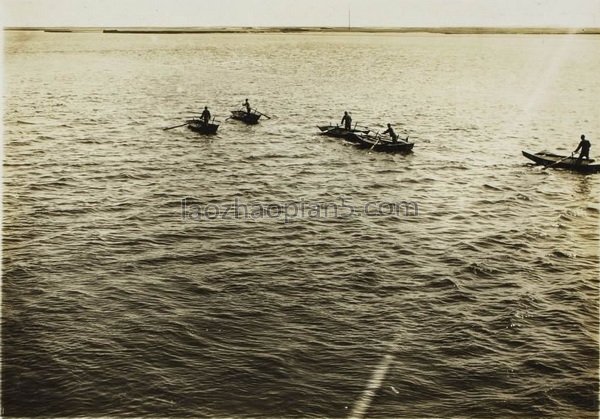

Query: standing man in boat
left=243, top=98, right=251, bottom=114
left=201, top=106, right=211, bottom=124
left=574, top=134, right=591, bottom=163
left=382, top=123, right=399, bottom=143
left=341, top=111, right=352, bottom=131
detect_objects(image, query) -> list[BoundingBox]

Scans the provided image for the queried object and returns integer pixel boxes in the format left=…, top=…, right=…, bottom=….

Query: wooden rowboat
left=522, top=151, right=600, bottom=173
left=186, top=119, right=219, bottom=135
left=317, top=124, right=370, bottom=140
left=352, top=133, right=414, bottom=153
left=230, top=110, right=261, bottom=125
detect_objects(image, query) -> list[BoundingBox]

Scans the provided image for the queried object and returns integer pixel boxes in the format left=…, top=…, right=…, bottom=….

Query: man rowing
left=243, top=98, right=251, bottom=114
left=382, top=123, right=399, bottom=143
left=341, top=111, right=352, bottom=130
left=201, top=106, right=211, bottom=124
left=574, top=134, right=591, bottom=163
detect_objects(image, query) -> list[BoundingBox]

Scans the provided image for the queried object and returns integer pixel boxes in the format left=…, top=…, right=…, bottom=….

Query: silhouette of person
left=574, top=134, right=591, bottom=163
left=243, top=99, right=251, bottom=114
left=201, top=106, right=211, bottom=124
left=341, top=111, right=352, bottom=130
left=382, top=123, right=398, bottom=143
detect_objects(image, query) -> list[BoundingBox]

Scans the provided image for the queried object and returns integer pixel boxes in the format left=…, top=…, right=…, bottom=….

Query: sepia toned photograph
left=2, top=0, right=599, bottom=417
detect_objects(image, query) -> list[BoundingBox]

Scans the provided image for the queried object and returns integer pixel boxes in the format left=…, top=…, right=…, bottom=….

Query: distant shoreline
left=4, top=26, right=600, bottom=35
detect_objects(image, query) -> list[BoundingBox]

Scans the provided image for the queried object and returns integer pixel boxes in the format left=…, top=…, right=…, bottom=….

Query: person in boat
left=201, top=106, right=211, bottom=124
left=382, top=123, right=399, bottom=143
left=574, top=134, right=591, bottom=163
left=341, top=111, right=352, bottom=130
left=243, top=99, right=251, bottom=114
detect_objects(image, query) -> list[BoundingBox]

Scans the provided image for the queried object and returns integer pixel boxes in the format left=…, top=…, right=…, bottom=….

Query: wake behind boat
left=522, top=150, right=600, bottom=173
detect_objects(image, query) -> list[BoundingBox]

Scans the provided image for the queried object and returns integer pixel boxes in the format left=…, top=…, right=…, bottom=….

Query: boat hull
left=317, top=125, right=369, bottom=141
left=230, top=110, right=261, bottom=124
left=352, top=133, right=414, bottom=153
left=522, top=151, right=600, bottom=173
left=186, top=120, right=219, bottom=135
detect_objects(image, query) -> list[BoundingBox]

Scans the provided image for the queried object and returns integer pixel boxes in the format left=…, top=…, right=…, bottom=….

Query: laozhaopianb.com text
left=181, top=197, right=419, bottom=223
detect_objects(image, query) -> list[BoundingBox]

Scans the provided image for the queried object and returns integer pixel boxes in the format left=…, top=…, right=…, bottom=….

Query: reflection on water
left=575, top=174, right=593, bottom=196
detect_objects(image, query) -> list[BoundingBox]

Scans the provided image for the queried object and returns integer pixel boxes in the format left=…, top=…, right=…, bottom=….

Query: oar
left=163, top=122, right=188, bottom=131
left=543, top=152, right=573, bottom=170
left=254, top=109, right=271, bottom=119
left=369, top=132, right=381, bottom=152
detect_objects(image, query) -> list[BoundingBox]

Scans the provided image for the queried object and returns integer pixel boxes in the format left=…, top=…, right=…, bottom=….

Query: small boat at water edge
left=352, top=133, right=414, bottom=153
left=522, top=151, right=600, bottom=173
left=186, top=119, right=219, bottom=135
left=230, top=109, right=261, bottom=124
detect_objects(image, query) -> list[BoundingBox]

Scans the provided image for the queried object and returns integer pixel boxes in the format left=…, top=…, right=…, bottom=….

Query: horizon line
left=4, top=25, right=599, bottom=29
left=4, top=25, right=600, bottom=35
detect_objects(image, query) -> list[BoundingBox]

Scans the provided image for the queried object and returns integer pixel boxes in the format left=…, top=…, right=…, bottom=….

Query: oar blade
left=163, top=122, right=188, bottom=131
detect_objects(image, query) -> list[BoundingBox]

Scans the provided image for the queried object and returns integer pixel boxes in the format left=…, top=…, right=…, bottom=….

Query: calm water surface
left=3, top=31, right=599, bottom=417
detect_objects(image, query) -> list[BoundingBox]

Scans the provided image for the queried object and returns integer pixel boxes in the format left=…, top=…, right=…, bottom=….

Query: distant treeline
left=4, top=27, right=600, bottom=35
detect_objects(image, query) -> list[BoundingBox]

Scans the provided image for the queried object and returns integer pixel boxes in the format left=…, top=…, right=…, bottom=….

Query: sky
left=2, top=0, right=599, bottom=28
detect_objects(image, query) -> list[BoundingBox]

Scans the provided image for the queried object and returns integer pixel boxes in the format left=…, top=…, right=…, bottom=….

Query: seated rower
left=574, top=134, right=591, bottom=163
left=382, top=123, right=399, bottom=143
